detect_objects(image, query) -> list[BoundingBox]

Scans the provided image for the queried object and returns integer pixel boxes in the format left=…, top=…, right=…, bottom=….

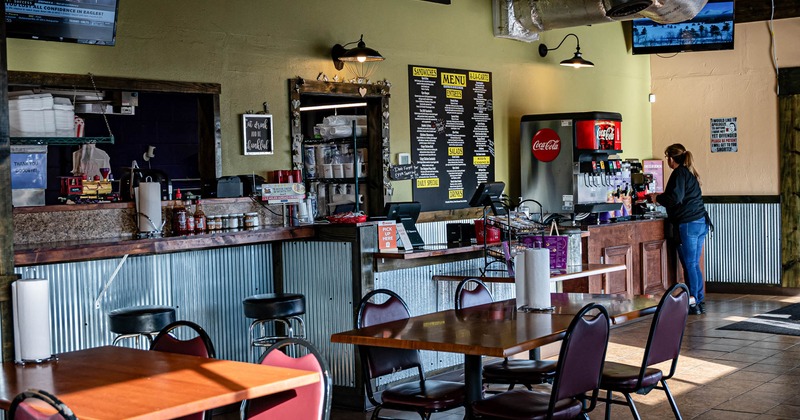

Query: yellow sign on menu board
left=416, top=178, right=440, bottom=188
left=473, top=156, right=491, bottom=165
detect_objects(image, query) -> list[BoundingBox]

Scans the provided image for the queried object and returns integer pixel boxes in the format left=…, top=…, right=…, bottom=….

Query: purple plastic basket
left=520, top=235, right=568, bottom=270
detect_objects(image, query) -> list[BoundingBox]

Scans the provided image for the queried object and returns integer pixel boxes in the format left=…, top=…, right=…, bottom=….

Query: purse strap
left=549, top=221, right=559, bottom=236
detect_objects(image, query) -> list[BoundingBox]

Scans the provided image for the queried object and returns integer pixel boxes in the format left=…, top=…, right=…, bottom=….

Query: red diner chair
left=455, top=278, right=556, bottom=390
left=600, top=283, right=690, bottom=420
left=150, top=320, right=216, bottom=420
left=472, top=303, right=611, bottom=420
left=9, top=389, right=76, bottom=420
left=241, top=337, right=331, bottom=420
left=357, top=289, right=465, bottom=420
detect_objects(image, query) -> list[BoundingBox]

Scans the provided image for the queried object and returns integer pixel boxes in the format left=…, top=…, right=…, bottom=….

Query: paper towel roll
left=515, top=253, right=527, bottom=309
left=13, top=278, right=52, bottom=362
left=515, top=249, right=551, bottom=310
left=137, top=181, right=163, bottom=233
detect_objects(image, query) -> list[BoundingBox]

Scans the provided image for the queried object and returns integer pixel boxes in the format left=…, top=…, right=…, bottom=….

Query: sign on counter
left=243, top=114, right=274, bottom=155
left=408, top=65, right=495, bottom=212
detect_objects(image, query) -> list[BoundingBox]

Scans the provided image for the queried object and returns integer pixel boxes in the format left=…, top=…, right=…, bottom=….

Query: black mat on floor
left=718, top=303, right=800, bottom=336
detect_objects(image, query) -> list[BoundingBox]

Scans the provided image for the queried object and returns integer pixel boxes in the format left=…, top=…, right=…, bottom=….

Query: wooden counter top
left=14, top=226, right=315, bottom=266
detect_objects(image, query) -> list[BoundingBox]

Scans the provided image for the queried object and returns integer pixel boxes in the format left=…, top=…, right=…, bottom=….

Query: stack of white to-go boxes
left=9, top=93, right=75, bottom=136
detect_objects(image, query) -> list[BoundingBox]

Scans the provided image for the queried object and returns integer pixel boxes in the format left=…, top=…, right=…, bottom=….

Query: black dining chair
left=241, top=337, right=332, bottom=420
left=472, top=303, right=611, bottom=420
left=455, top=278, right=557, bottom=390
left=9, top=389, right=77, bottom=420
left=357, top=289, right=466, bottom=420
left=150, top=320, right=216, bottom=420
left=600, top=283, right=690, bottom=420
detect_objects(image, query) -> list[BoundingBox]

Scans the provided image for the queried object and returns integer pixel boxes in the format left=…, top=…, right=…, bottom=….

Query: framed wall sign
left=242, top=114, right=274, bottom=155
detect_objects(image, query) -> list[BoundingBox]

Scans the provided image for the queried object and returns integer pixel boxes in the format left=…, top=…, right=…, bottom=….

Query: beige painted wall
left=650, top=17, right=800, bottom=195
left=6, top=0, right=653, bottom=201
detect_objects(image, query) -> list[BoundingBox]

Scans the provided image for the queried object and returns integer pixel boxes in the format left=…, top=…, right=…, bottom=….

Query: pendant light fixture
left=538, top=33, right=594, bottom=69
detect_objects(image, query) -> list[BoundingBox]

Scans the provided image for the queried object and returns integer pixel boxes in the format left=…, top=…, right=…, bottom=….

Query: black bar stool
left=243, top=293, right=305, bottom=348
left=108, top=306, right=176, bottom=348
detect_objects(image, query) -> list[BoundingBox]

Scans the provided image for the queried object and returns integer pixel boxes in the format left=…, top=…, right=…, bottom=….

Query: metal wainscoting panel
left=705, top=203, right=781, bottom=285
left=15, top=254, right=174, bottom=353
left=169, top=244, right=273, bottom=362
left=15, top=243, right=274, bottom=361
left=282, top=241, right=356, bottom=388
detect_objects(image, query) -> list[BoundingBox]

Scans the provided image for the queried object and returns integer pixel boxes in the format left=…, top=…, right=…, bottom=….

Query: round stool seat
left=243, top=293, right=305, bottom=320
left=108, top=306, right=176, bottom=335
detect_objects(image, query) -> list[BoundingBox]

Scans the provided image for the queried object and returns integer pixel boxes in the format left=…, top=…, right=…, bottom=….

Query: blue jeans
left=677, top=218, right=708, bottom=304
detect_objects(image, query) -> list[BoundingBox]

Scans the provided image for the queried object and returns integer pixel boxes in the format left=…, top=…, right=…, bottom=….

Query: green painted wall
left=7, top=0, right=652, bottom=201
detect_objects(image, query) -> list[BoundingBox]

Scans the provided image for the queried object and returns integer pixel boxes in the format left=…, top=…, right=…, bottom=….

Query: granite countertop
left=14, top=226, right=316, bottom=266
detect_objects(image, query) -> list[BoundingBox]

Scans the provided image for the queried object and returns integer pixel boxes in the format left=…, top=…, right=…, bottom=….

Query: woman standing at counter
left=652, top=144, right=712, bottom=315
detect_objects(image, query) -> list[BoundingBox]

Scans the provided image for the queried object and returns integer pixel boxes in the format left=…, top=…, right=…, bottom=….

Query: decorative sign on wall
left=408, top=65, right=494, bottom=212
left=242, top=114, right=274, bottom=155
left=710, top=117, right=738, bottom=153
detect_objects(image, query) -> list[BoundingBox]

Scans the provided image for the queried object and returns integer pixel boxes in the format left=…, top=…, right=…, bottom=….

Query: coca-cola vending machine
left=520, top=112, right=626, bottom=215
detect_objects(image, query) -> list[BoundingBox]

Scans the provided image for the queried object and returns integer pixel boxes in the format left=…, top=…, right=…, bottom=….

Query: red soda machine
left=519, top=112, right=628, bottom=219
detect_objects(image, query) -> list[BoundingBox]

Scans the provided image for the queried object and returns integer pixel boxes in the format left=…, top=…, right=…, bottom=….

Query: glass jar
left=206, top=215, right=216, bottom=231
left=245, top=212, right=260, bottom=228
left=221, top=214, right=231, bottom=230
left=229, top=213, right=241, bottom=229
left=564, top=228, right=583, bottom=267
left=235, top=213, right=245, bottom=228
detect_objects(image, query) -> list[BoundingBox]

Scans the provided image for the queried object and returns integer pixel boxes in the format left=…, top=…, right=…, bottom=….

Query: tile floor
left=329, top=292, right=800, bottom=419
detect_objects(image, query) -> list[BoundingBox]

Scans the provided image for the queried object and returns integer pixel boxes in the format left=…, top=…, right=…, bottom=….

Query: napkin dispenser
left=216, top=176, right=243, bottom=198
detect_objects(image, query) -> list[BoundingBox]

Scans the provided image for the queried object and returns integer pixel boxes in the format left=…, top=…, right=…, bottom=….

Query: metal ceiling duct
left=493, top=0, right=708, bottom=42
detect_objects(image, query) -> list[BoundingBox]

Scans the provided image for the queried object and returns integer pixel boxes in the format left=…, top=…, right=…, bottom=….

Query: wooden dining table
left=330, top=292, right=661, bottom=418
left=0, top=346, right=320, bottom=420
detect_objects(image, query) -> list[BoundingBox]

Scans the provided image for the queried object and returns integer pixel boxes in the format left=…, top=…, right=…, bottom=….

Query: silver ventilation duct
left=493, top=0, right=708, bottom=42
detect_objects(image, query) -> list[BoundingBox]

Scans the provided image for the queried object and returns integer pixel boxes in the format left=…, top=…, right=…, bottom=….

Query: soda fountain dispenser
left=520, top=112, right=626, bottom=217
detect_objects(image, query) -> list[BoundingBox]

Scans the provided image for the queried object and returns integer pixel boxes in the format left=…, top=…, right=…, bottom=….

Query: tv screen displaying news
left=631, top=0, right=734, bottom=55
left=5, top=0, right=119, bottom=46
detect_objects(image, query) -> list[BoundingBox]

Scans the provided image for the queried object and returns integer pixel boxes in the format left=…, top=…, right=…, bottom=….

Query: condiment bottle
left=172, top=189, right=187, bottom=234
left=183, top=197, right=195, bottom=232
left=194, top=199, right=207, bottom=232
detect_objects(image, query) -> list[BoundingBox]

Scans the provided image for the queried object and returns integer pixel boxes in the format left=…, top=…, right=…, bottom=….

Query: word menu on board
left=408, top=65, right=494, bottom=212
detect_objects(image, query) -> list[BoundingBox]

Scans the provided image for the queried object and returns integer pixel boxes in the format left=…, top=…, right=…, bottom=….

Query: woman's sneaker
left=689, top=304, right=702, bottom=315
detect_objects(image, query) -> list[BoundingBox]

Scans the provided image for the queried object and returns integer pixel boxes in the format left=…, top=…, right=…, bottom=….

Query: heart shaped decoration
left=291, top=99, right=301, bottom=109
left=358, top=87, right=367, bottom=97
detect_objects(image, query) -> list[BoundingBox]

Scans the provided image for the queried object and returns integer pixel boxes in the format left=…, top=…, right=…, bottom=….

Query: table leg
left=464, top=354, right=482, bottom=419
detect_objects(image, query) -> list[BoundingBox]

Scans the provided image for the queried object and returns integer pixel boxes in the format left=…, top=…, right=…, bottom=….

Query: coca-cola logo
left=596, top=126, right=615, bottom=140
left=595, top=121, right=617, bottom=149
left=531, top=128, right=561, bottom=162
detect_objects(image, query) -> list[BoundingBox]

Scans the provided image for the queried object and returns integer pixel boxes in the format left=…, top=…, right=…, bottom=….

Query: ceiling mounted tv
left=631, top=0, right=734, bottom=55
left=5, top=0, right=119, bottom=46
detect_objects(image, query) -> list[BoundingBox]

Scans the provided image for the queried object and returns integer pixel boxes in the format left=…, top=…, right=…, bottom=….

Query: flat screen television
left=631, top=0, right=734, bottom=55
left=468, top=182, right=506, bottom=215
left=384, top=201, right=425, bottom=250
left=5, top=0, right=119, bottom=46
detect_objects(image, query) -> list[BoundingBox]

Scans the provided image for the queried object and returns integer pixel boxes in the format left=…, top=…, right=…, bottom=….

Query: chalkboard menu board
left=408, top=65, right=494, bottom=212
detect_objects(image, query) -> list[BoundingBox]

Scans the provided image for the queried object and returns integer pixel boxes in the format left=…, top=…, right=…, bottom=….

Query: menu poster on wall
left=408, top=65, right=494, bottom=212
